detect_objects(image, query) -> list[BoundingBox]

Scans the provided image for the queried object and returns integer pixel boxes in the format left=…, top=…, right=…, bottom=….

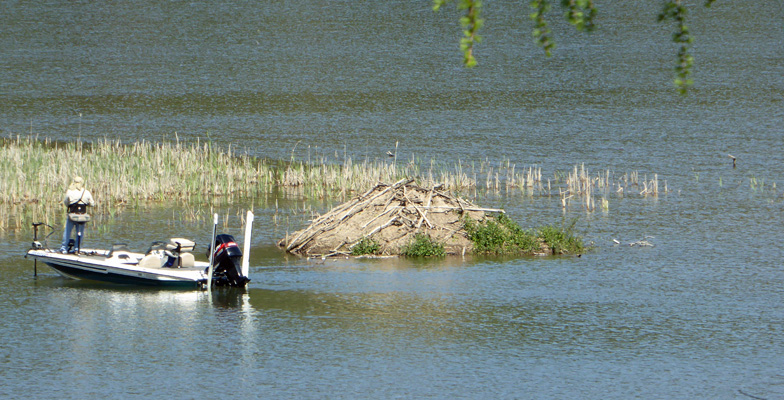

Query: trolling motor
left=30, top=222, right=54, bottom=277
left=31, top=222, right=54, bottom=250
left=32, top=223, right=45, bottom=250
left=208, top=234, right=250, bottom=287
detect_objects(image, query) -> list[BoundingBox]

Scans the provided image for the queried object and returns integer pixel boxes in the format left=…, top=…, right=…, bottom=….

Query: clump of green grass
left=401, top=233, right=445, bottom=257
left=464, top=213, right=539, bottom=254
left=351, top=237, right=381, bottom=256
left=464, top=214, right=584, bottom=255
left=536, top=219, right=585, bottom=255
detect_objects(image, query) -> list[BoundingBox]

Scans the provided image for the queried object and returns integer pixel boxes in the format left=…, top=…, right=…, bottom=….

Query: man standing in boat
left=60, top=176, right=95, bottom=253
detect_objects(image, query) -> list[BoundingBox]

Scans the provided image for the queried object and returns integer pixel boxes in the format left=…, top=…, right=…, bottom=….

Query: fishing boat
left=25, top=213, right=254, bottom=289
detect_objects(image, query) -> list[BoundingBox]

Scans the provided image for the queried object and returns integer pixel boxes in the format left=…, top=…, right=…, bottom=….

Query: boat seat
left=140, top=239, right=195, bottom=268
left=107, top=243, right=131, bottom=258
left=138, top=253, right=165, bottom=269
left=108, top=251, right=134, bottom=262
left=167, top=238, right=195, bottom=253
left=179, top=252, right=195, bottom=268
left=163, top=238, right=196, bottom=268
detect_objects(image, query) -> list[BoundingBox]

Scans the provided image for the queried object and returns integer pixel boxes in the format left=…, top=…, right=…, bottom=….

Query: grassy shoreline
left=1, top=134, right=663, bottom=231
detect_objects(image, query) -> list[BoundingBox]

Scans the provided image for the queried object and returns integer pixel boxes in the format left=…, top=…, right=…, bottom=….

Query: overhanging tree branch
left=434, top=1, right=723, bottom=94
left=434, top=0, right=484, bottom=67
left=658, top=0, right=695, bottom=94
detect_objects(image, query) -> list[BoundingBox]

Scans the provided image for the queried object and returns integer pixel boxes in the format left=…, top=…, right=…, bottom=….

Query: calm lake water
left=2, top=1, right=783, bottom=399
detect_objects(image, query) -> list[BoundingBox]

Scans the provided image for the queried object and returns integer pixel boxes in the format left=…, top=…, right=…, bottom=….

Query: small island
left=278, top=179, right=584, bottom=258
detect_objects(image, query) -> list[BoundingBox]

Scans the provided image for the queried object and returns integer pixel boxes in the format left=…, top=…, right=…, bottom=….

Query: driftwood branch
left=738, top=389, right=767, bottom=400
left=416, top=186, right=435, bottom=229
left=360, top=205, right=399, bottom=229
left=366, top=215, right=399, bottom=237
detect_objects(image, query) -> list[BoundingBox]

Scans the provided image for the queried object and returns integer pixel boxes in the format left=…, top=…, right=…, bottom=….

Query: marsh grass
left=1, top=134, right=668, bottom=232
left=464, top=214, right=584, bottom=256
left=0, top=134, right=272, bottom=231
left=557, top=163, right=665, bottom=211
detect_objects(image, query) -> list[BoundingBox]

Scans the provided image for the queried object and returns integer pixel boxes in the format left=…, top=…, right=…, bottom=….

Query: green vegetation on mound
left=464, top=213, right=584, bottom=256
left=401, top=233, right=446, bottom=257
left=536, top=222, right=585, bottom=255
left=350, top=237, right=381, bottom=256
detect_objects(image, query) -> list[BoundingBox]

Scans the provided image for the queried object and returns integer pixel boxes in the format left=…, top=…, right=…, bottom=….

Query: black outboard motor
left=209, top=234, right=250, bottom=287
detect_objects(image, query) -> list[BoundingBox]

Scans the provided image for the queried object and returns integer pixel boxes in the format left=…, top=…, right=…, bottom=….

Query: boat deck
left=26, top=248, right=209, bottom=287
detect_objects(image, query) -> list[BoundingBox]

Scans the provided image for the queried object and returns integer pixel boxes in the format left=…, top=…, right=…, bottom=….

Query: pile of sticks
left=278, top=178, right=503, bottom=257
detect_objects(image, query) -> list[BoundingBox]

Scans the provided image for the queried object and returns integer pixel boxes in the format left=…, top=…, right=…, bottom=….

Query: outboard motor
left=209, top=234, right=250, bottom=287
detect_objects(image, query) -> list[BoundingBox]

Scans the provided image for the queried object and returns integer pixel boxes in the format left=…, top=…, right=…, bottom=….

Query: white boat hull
left=27, top=249, right=209, bottom=288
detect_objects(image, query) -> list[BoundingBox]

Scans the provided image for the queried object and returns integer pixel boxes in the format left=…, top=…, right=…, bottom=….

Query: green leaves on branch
left=434, top=0, right=484, bottom=67
left=561, top=0, right=596, bottom=32
left=530, top=0, right=596, bottom=57
left=435, top=0, right=596, bottom=61
left=658, top=0, right=694, bottom=95
left=530, top=0, right=554, bottom=56
left=435, top=0, right=717, bottom=94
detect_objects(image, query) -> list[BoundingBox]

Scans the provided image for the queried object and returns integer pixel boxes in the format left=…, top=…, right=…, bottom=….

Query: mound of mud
left=278, top=179, right=504, bottom=257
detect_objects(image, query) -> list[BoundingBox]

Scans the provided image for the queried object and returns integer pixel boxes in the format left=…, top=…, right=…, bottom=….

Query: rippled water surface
left=1, top=1, right=783, bottom=399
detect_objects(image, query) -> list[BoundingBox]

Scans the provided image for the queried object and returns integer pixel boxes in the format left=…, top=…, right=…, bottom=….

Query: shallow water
left=2, top=1, right=784, bottom=399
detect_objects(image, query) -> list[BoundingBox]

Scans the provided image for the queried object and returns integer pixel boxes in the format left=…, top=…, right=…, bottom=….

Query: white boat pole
left=240, top=210, right=254, bottom=280
left=206, top=213, right=218, bottom=290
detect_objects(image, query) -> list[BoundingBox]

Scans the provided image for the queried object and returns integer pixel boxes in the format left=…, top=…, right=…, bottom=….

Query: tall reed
left=1, top=135, right=669, bottom=231
left=0, top=135, right=270, bottom=230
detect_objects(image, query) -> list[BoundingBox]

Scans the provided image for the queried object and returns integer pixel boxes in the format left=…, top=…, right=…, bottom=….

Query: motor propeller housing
left=209, top=234, right=250, bottom=287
